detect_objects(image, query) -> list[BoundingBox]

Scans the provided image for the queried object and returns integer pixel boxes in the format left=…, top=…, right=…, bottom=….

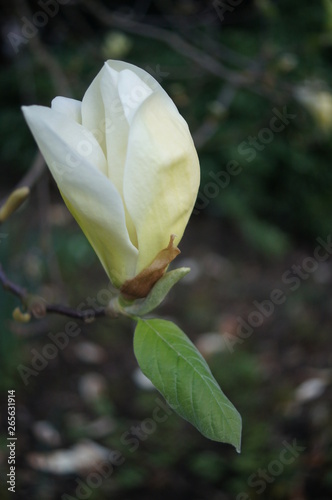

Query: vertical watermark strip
left=7, top=389, right=16, bottom=493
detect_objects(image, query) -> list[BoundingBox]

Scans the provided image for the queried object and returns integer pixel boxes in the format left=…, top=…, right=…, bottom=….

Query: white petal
left=100, top=61, right=175, bottom=250
left=100, top=64, right=128, bottom=187
left=81, top=69, right=107, bottom=157
left=51, top=97, right=82, bottom=123
left=117, top=69, right=153, bottom=124
left=123, top=92, right=200, bottom=274
left=105, top=60, right=166, bottom=94
left=99, top=65, right=138, bottom=247
left=22, top=105, right=138, bottom=285
left=24, top=104, right=107, bottom=175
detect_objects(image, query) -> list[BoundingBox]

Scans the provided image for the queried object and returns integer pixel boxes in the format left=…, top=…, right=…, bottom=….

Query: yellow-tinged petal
left=81, top=63, right=138, bottom=247
left=123, top=91, right=200, bottom=274
left=100, top=65, right=138, bottom=247
left=22, top=60, right=200, bottom=291
left=22, top=105, right=138, bottom=286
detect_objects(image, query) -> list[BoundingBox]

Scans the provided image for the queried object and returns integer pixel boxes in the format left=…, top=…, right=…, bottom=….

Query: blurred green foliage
left=1, top=1, right=332, bottom=499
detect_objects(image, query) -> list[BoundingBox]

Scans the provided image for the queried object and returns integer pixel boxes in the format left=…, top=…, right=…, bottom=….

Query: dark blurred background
left=1, top=1, right=332, bottom=499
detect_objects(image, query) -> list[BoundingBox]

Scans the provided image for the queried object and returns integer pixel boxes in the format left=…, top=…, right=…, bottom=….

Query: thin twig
left=0, top=264, right=107, bottom=321
left=81, top=0, right=295, bottom=101
left=15, top=152, right=45, bottom=190
left=81, top=0, right=252, bottom=86
left=44, top=304, right=106, bottom=320
left=0, top=264, right=26, bottom=299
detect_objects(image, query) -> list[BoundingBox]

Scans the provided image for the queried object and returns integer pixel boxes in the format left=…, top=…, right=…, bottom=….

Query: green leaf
left=133, top=318, right=242, bottom=451
left=122, top=267, right=190, bottom=317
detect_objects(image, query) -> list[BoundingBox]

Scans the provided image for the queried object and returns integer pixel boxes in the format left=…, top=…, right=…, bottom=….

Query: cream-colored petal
left=99, top=65, right=138, bottom=247
left=105, top=60, right=165, bottom=94
left=22, top=105, right=138, bottom=285
left=117, top=69, right=153, bottom=124
left=60, top=193, right=137, bottom=286
left=102, top=61, right=177, bottom=251
left=81, top=68, right=107, bottom=157
left=51, top=97, right=82, bottom=123
left=100, top=64, right=128, bottom=188
left=123, top=92, right=200, bottom=274
left=23, top=104, right=107, bottom=175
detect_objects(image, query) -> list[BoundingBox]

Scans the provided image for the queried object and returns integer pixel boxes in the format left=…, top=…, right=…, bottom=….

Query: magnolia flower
left=22, top=60, right=200, bottom=298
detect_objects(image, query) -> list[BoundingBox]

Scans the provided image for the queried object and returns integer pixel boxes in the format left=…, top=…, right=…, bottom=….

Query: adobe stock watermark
left=144, top=64, right=169, bottom=83
left=120, top=397, right=176, bottom=453
left=112, top=0, right=151, bottom=26
left=194, top=106, right=296, bottom=214
left=213, top=0, right=244, bottom=23
left=16, top=280, right=121, bottom=386
left=238, top=107, right=296, bottom=162
left=7, top=0, right=71, bottom=54
left=17, top=319, right=82, bottom=385
left=61, top=397, right=175, bottom=500
left=61, top=449, right=125, bottom=500
left=224, top=234, right=332, bottom=352
left=237, top=439, right=306, bottom=499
